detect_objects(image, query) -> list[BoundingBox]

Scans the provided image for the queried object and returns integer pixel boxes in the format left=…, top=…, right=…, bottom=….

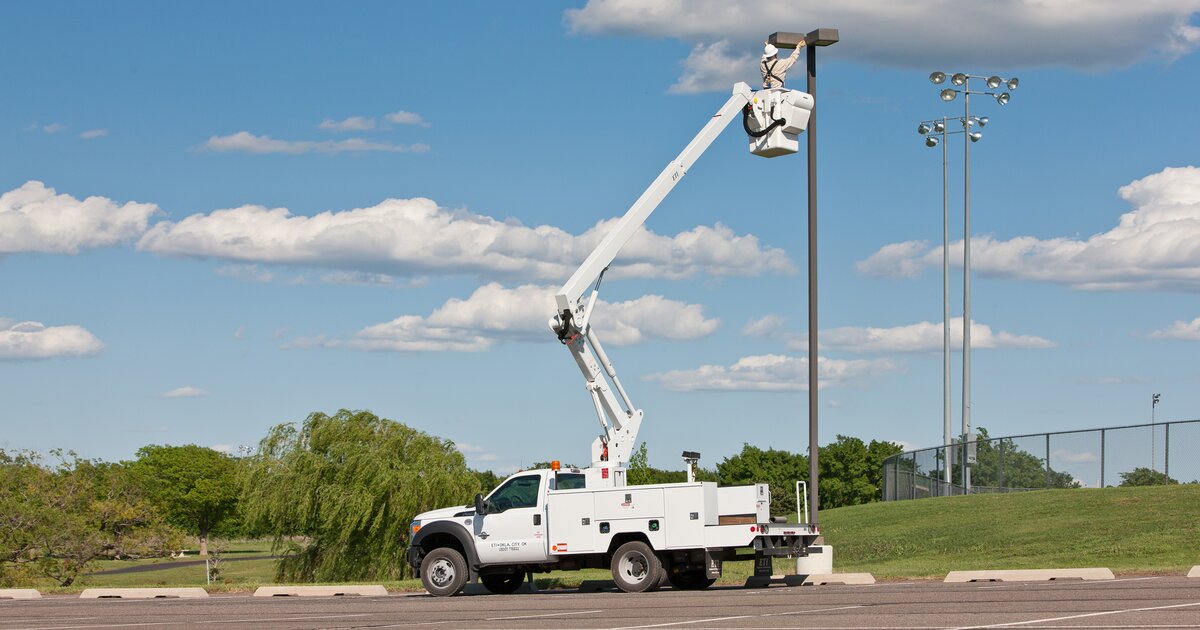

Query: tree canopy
left=240, top=409, right=478, bottom=581
left=1119, top=467, right=1179, bottom=486
left=132, top=444, right=239, bottom=556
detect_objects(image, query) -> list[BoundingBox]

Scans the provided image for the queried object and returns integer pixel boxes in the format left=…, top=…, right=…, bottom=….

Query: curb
left=1189, top=566, right=1200, bottom=578
left=79, top=588, right=209, bottom=599
left=253, top=585, right=387, bottom=597
left=0, top=589, right=42, bottom=600
left=945, top=568, right=1114, bottom=583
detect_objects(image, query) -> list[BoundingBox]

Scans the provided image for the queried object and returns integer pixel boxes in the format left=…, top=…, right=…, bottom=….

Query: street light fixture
left=927, top=71, right=1018, bottom=492
left=930, top=71, right=946, bottom=84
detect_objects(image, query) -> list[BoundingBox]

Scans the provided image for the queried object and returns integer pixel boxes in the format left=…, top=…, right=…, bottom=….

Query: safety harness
left=761, top=58, right=783, bottom=87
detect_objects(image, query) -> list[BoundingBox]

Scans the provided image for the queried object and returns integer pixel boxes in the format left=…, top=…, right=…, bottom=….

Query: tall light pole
left=929, top=71, right=1017, bottom=491
left=769, top=28, right=838, bottom=525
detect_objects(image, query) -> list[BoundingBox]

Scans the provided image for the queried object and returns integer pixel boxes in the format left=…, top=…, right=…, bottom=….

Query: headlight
left=410, top=520, right=421, bottom=535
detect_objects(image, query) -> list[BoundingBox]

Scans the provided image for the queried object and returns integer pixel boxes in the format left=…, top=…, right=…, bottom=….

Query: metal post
left=962, top=80, right=973, bottom=493
left=1045, top=433, right=1051, bottom=488
left=998, top=439, right=1005, bottom=491
left=942, top=116, right=952, bottom=487
left=1100, top=429, right=1105, bottom=488
left=1165, top=422, right=1170, bottom=483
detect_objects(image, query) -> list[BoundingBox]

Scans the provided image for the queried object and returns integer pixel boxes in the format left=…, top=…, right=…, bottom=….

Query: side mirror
left=474, top=493, right=486, bottom=515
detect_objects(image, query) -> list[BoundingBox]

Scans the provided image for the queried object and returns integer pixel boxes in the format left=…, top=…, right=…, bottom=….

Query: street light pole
left=962, top=78, right=973, bottom=491
left=940, top=117, right=951, bottom=488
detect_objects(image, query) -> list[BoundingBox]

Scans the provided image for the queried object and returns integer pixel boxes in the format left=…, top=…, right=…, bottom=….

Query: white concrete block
left=0, top=589, right=41, bottom=599
left=1188, top=565, right=1200, bottom=578
left=944, top=568, right=1114, bottom=583
left=253, top=585, right=388, bottom=597
left=796, top=545, right=833, bottom=575
left=786, top=572, right=875, bottom=586
left=79, top=588, right=208, bottom=599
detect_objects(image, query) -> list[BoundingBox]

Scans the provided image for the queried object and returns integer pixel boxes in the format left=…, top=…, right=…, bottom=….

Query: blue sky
left=3, top=1, right=1200, bottom=475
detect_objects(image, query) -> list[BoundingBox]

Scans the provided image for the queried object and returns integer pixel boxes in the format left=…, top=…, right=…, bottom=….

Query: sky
left=3, top=1, right=1200, bottom=475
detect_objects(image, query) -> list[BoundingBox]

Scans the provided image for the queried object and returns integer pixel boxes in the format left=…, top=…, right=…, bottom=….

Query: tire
left=420, top=547, right=468, bottom=597
left=480, top=570, right=524, bottom=594
left=611, top=541, right=663, bottom=593
left=667, top=570, right=716, bottom=590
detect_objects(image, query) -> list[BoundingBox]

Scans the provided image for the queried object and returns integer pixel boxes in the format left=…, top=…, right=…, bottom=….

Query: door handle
left=533, top=514, right=542, bottom=526
left=479, top=531, right=489, bottom=539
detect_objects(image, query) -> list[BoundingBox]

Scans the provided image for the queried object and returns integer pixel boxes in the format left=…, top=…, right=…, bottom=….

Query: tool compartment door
left=547, top=490, right=596, bottom=555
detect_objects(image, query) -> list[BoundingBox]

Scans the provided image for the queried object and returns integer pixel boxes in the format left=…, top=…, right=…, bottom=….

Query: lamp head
left=1007, top=77, right=1019, bottom=90
left=977, top=116, right=989, bottom=127
left=933, top=121, right=946, bottom=133
left=925, top=136, right=939, bottom=147
left=986, top=75, right=1002, bottom=89
left=951, top=72, right=968, bottom=86
left=996, top=92, right=1010, bottom=105
left=929, top=71, right=946, bottom=84
left=940, top=88, right=958, bottom=102
left=918, top=122, right=931, bottom=135
left=969, top=131, right=982, bottom=142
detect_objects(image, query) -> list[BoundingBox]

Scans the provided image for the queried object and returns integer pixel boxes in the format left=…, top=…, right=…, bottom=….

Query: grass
left=29, top=485, right=1200, bottom=592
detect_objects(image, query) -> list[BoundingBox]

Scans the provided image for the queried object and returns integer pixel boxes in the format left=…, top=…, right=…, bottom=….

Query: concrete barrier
left=945, top=568, right=1114, bottom=583
left=1188, top=566, right=1200, bottom=578
left=253, top=585, right=388, bottom=597
left=784, top=573, right=875, bottom=586
left=796, top=545, right=834, bottom=575
left=79, top=588, right=208, bottom=599
left=0, top=589, right=41, bottom=599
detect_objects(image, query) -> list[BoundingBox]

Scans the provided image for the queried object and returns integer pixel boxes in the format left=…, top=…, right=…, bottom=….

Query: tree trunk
left=199, top=531, right=208, bottom=557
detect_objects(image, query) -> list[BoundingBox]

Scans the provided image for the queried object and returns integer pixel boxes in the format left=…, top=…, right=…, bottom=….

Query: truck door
left=473, top=473, right=549, bottom=564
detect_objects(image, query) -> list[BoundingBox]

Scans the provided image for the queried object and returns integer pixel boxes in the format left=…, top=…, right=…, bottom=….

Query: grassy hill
left=820, top=484, right=1200, bottom=577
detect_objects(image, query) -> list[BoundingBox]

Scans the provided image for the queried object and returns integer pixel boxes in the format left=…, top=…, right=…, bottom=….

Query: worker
left=760, top=40, right=806, bottom=89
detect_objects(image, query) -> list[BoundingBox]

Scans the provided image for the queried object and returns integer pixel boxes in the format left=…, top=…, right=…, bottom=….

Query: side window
left=487, top=475, right=542, bottom=512
left=555, top=473, right=586, bottom=490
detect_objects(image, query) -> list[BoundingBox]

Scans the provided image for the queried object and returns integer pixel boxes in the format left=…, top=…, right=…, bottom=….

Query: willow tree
left=241, top=409, right=478, bottom=582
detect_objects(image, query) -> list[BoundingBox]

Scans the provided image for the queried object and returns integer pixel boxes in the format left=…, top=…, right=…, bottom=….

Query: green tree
left=132, top=444, right=239, bottom=556
left=1119, top=467, right=1178, bottom=486
left=717, top=444, right=808, bottom=517
left=965, top=428, right=1077, bottom=490
left=241, top=409, right=478, bottom=582
left=627, top=443, right=715, bottom=485
left=819, top=436, right=903, bottom=509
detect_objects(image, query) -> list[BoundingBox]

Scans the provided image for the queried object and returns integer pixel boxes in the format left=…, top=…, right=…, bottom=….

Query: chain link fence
left=883, top=419, right=1200, bottom=501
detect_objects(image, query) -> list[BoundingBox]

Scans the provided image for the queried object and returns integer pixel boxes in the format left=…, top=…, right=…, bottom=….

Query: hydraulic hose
left=742, top=104, right=787, bottom=138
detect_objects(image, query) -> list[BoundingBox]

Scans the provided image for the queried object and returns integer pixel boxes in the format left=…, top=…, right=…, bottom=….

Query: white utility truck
left=407, top=82, right=819, bottom=596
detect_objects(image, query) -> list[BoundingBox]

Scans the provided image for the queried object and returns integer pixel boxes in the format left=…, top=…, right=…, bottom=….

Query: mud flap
left=705, top=550, right=723, bottom=579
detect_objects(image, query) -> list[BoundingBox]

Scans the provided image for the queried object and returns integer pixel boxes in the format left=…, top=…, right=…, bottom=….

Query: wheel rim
left=619, top=551, right=650, bottom=583
left=429, top=558, right=455, bottom=587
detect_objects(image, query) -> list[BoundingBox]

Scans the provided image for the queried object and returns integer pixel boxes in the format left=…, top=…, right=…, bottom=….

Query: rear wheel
left=611, top=541, right=663, bottom=593
left=420, top=548, right=468, bottom=597
left=667, top=570, right=716, bottom=590
left=480, top=570, right=524, bottom=594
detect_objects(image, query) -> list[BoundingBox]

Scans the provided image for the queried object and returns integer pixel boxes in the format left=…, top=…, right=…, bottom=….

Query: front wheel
left=480, top=570, right=524, bottom=594
left=420, top=548, right=468, bottom=597
left=611, top=541, right=663, bottom=593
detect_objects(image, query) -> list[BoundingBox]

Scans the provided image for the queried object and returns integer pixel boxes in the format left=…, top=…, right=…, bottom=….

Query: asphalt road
left=3, top=576, right=1199, bottom=630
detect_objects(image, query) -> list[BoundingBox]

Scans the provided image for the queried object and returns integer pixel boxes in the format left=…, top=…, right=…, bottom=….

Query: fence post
left=1045, top=433, right=1051, bottom=488
left=998, top=440, right=1004, bottom=491
left=1165, top=423, right=1170, bottom=483
left=1099, top=429, right=1105, bottom=488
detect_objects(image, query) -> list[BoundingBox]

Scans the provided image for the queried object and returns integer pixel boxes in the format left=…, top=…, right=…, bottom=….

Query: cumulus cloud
left=857, top=166, right=1200, bottom=292
left=1148, top=316, right=1200, bottom=340
left=80, top=129, right=108, bottom=139
left=202, top=131, right=429, bottom=154
left=743, top=315, right=1053, bottom=352
left=385, top=111, right=429, bottom=127
left=42, top=123, right=67, bottom=134
left=567, top=1, right=1200, bottom=91
left=138, top=197, right=793, bottom=282
left=645, top=353, right=903, bottom=392
left=319, top=116, right=377, bottom=132
left=297, top=283, right=719, bottom=352
left=0, top=181, right=158, bottom=254
left=0, top=319, right=105, bottom=360
left=162, top=386, right=206, bottom=398
left=669, top=40, right=756, bottom=94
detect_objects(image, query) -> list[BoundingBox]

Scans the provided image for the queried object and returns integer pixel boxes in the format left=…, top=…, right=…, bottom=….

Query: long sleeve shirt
left=760, top=45, right=804, bottom=89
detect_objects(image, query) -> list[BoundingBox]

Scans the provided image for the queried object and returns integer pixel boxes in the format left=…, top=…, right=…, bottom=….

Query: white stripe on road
left=607, top=605, right=864, bottom=629
left=22, top=613, right=373, bottom=630
left=950, top=600, right=1200, bottom=629
left=488, top=609, right=603, bottom=621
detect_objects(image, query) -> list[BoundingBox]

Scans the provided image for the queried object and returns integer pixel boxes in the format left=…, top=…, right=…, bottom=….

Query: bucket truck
left=407, top=83, right=818, bottom=596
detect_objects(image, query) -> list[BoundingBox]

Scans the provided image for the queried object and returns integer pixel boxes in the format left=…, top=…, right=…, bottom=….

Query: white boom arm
left=550, top=82, right=757, bottom=469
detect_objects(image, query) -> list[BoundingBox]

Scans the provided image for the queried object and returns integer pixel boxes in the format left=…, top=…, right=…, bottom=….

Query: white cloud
left=858, top=166, right=1200, bottom=292
left=138, top=197, right=793, bottom=282
left=669, top=40, right=756, bottom=94
left=0, top=318, right=104, bottom=360
left=162, top=386, right=206, bottom=398
left=80, top=129, right=108, bottom=139
left=210, top=444, right=234, bottom=454
left=645, top=353, right=903, bottom=392
left=385, top=111, right=429, bottom=127
left=43, top=123, right=66, bottom=134
left=455, top=442, right=486, bottom=454
left=1148, top=316, right=1200, bottom=340
left=567, top=1, right=1200, bottom=91
left=201, top=131, right=429, bottom=154
left=299, top=283, right=718, bottom=352
left=1051, top=449, right=1099, bottom=464
left=0, top=181, right=158, bottom=254
left=743, top=315, right=1054, bottom=353
left=318, top=116, right=377, bottom=132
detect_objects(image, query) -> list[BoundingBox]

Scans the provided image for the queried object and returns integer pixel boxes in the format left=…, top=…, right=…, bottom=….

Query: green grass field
left=38, top=485, right=1200, bottom=592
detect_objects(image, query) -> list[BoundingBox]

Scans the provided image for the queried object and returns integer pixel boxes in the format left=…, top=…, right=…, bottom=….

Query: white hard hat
left=762, top=43, right=778, bottom=58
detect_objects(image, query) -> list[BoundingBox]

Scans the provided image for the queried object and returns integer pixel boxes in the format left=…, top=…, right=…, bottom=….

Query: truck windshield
left=487, top=474, right=541, bottom=512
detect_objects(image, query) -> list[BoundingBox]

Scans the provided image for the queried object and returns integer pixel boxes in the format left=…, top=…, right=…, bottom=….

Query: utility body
left=407, top=82, right=819, bottom=595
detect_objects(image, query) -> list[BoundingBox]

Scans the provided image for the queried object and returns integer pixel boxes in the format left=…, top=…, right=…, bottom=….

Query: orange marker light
left=551, top=460, right=561, bottom=471
left=411, top=523, right=421, bottom=535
